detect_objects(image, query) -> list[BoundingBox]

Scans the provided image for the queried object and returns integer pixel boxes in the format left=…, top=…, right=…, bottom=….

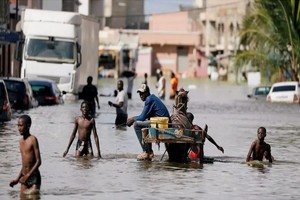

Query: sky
left=144, top=0, right=193, bottom=15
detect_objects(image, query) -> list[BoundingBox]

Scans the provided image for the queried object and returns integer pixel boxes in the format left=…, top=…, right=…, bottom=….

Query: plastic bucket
left=150, top=117, right=169, bottom=129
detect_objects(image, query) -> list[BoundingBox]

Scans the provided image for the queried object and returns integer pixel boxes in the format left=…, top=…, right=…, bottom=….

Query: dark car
left=247, top=86, right=271, bottom=100
left=29, top=79, right=64, bottom=105
left=0, top=77, right=38, bottom=110
left=0, top=80, right=12, bottom=121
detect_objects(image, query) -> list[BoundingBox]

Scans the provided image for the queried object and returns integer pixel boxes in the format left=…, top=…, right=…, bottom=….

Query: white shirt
left=116, top=90, right=128, bottom=113
left=157, top=76, right=166, bottom=97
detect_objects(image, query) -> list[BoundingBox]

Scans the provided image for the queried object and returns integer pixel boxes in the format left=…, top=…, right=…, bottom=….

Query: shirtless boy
left=246, top=127, right=273, bottom=163
left=9, top=115, right=42, bottom=195
left=63, top=101, right=101, bottom=158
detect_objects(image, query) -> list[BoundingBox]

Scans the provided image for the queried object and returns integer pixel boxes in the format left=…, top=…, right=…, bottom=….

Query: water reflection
left=8, top=190, right=41, bottom=200
left=137, top=160, right=203, bottom=171
left=0, top=122, right=15, bottom=134
left=73, top=157, right=98, bottom=170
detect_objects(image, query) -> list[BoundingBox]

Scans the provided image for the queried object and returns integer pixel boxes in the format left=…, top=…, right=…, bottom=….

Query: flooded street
left=1, top=78, right=300, bottom=200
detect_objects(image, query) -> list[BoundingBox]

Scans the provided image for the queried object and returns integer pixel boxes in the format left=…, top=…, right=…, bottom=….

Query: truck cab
left=18, top=9, right=98, bottom=96
left=21, top=36, right=81, bottom=93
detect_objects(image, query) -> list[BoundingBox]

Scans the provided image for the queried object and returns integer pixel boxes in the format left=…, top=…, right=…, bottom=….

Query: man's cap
left=137, top=84, right=150, bottom=93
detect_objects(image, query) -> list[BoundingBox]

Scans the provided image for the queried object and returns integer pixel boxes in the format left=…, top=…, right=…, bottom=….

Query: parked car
left=266, top=81, right=300, bottom=103
left=0, top=77, right=38, bottom=110
left=247, top=86, right=271, bottom=100
left=29, top=79, right=64, bottom=105
left=0, top=80, right=12, bottom=121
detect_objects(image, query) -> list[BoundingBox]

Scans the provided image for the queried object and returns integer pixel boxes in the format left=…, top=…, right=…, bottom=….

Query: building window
left=197, top=58, right=201, bottom=67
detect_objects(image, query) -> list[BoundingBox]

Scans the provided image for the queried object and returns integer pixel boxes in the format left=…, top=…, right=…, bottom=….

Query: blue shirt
left=135, top=94, right=170, bottom=121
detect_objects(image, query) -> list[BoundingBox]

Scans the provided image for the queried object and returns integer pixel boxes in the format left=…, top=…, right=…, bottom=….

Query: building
left=138, top=11, right=204, bottom=78
left=100, top=10, right=204, bottom=78
left=2, top=0, right=254, bottom=80
left=119, top=0, right=253, bottom=79
left=0, top=0, right=13, bottom=77
left=99, top=28, right=139, bottom=78
left=103, top=0, right=145, bottom=29
left=194, top=0, right=252, bottom=80
left=11, top=0, right=103, bottom=15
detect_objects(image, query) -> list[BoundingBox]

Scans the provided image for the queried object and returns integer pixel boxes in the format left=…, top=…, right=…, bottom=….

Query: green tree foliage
left=236, top=0, right=300, bottom=81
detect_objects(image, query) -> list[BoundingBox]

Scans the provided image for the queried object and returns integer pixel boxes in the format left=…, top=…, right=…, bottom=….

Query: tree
left=236, top=0, right=300, bottom=82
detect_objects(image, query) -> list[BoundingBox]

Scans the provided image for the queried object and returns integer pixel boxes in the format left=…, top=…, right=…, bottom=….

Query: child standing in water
left=63, top=101, right=101, bottom=158
left=246, top=127, right=273, bottom=163
left=186, top=112, right=224, bottom=159
left=9, top=115, right=42, bottom=195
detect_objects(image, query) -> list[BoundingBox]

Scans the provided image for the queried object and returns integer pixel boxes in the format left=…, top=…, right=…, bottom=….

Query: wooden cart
left=142, top=127, right=205, bottom=163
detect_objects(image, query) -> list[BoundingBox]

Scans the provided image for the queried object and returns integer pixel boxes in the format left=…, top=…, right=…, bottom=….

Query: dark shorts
left=76, top=139, right=93, bottom=156
left=24, top=170, right=41, bottom=188
left=115, top=110, right=128, bottom=126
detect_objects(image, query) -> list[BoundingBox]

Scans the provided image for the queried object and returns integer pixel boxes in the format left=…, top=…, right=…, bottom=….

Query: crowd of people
left=9, top=71, right=274, bottom=196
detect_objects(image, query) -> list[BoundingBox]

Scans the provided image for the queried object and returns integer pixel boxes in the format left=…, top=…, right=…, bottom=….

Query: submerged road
left=1, top=77, right=299, bottom=199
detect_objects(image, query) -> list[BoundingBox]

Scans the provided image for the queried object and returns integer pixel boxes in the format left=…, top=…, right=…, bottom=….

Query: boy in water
left=246, top=127, right=273, bottom=163
left=9, top=115, right=42, bottom=195
left=63, top=101, right=101, bottom=158
left=186, top=112, right=224, bottom=159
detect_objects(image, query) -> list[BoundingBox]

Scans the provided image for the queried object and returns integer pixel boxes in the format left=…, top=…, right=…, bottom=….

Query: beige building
left=139, top=11, right=204, bottom=78
left=193, top=0, right=252, bottom=80
left=103, top=0, right=144, bottom=29
left=138, top=0, right=253, bottom=78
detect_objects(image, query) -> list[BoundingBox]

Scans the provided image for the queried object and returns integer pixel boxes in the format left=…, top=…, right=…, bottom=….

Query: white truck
left=17, top=9, right=99, bottom=96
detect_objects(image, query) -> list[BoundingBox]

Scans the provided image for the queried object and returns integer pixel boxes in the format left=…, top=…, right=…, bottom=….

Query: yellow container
left=150, top=117, right=169, bottom=129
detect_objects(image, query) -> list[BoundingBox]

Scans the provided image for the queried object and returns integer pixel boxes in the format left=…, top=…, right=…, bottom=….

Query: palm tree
left=236, top=0, right=300, bottom=82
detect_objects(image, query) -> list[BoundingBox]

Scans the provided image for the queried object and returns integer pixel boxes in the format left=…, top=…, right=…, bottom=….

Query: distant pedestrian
left=126, top=69, right=136, bottom=99
left=170, top=71, right=178, bottom=99
left=81, top=76, right=100, bottom=117
left=156, top=69, right=161, bottom=82
left=156, top=70, right=166, bottom=100
left=143, top=73, right=148, bottom=86
left=9, top=115, right=42, bottom=195
left=108, top=80, right=128, bottom=126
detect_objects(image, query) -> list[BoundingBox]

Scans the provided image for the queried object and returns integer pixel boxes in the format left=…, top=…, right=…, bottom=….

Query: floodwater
left=1, top=78, right=300, bottom=200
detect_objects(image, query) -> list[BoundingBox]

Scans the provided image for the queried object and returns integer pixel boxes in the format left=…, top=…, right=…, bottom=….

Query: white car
left=247, top=86, right=271, bottom=100
left=266, top=81, right=300, bottom=103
